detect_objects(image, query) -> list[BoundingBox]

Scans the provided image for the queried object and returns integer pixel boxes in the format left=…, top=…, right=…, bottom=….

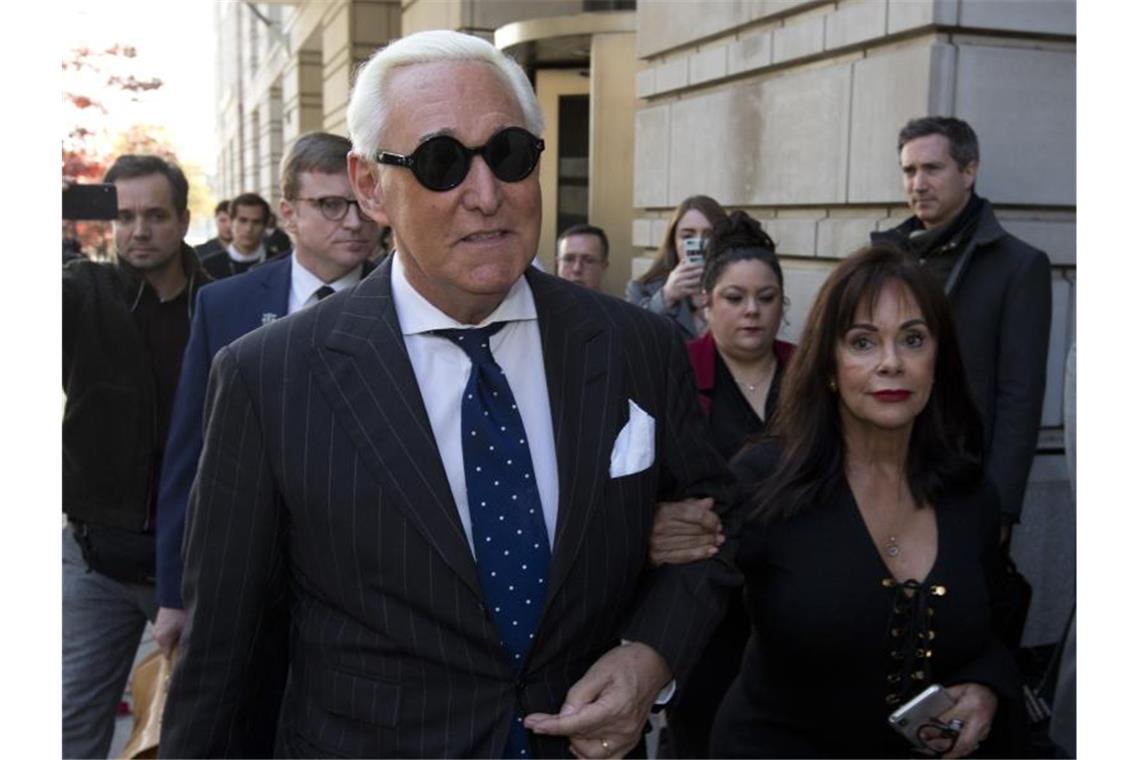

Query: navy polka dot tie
left=434, top=323, right=550, bottom=757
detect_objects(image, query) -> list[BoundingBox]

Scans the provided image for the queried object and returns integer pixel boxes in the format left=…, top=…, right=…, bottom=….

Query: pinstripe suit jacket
left=160, top=260, right=738, bottom=758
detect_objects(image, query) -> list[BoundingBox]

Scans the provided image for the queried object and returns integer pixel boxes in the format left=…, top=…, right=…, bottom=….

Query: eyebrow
left=416, top=123, right=514, bottom=148
left=846, top=318, right=928, bottom=332
left=417, top=128, right=456, bottom=146
left=117, top=205, right=169, bottom=214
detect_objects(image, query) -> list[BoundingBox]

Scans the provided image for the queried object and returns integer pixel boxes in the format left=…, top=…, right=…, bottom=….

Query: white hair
left=347, top=30, right=545, bottom=159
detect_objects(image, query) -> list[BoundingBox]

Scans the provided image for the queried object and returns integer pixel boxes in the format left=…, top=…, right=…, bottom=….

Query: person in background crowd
left=650, top=210, right=795, bottom=757
left=626, top=194, right=728, bottom=339
left=200, top=192, right=271, bottom=279
left=555, top=223, right=609, bottom=291
left=194, top=199, right=232, bottom=260
left=263, top=209, right=293, bottom=258
left=708, top=244, right=1026, bottom=758
left=371, top=223, right=395, bottom=261
left=62, top=154, right=210, bottom=760
left=872, top=116, right=1051, bottom=545
left=153, top=131, right=379, bottom=756
left=160, top=30, right=737, bottom=759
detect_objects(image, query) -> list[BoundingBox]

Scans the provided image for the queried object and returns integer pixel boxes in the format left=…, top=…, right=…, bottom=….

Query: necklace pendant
left=886, top=536, right=900, bottom=557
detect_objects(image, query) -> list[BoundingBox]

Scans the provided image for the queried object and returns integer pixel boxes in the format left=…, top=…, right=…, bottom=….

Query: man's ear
left=962, top=160, right=979, bottom=192
left=279, top=198, right=299, bottom=237
left=178, top=209, right=190, bottom=240
left=348, top=153, right=390, bottom=226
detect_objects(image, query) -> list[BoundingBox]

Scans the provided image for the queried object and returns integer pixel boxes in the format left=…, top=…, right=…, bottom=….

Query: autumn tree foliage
left=63, top=44, right=166, bottom=258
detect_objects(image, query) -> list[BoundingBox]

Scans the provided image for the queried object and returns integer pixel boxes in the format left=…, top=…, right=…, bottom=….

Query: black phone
left=63, top=183, right=118, bottom=220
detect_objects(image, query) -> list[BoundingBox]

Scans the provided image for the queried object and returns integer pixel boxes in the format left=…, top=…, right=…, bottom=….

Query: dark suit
left=156, top=254, right=291, bottom=608
left=160, top=261, right=737, bottom=758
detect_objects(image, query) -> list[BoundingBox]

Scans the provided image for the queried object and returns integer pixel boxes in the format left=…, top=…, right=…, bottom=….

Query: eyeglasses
left=375, top=127, right=544, bottom=192
left=557, top=254, right=604, bottom=267
left=293, top=196, right=367, bottom=222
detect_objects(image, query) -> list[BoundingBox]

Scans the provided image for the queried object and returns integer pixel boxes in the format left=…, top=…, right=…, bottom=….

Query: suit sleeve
left=159, top=345, right=287, bottom=758
left=155, top=289, right=213, bottom=608
left=621, top=326, right=742, bottom=681
left=989, top=247, right=1052, bottom=523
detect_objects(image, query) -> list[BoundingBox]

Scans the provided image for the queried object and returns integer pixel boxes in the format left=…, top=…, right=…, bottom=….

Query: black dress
left=710, top=443, right=1026, bottom=758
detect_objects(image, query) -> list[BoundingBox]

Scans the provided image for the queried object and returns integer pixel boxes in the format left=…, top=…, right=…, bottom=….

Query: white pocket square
left=609, top=400, right=656, bottom=478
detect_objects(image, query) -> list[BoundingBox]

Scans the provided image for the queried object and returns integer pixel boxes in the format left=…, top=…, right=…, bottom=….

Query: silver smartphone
left=887, top=684, right=956, bottom=748
left=681, top=236, right=705, bottom=266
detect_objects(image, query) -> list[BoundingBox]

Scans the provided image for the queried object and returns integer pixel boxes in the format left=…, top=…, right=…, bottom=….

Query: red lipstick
left=872, top=390, right=912, bottom=402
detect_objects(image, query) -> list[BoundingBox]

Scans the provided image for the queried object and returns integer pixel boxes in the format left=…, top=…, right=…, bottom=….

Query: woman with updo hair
left=626, top=195, right=728, bottom=339
left=651, top=210, right=795, bottom=758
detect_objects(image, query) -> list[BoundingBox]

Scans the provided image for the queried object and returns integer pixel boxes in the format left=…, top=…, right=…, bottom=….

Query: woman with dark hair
left=653, top=210, right=795, bottom=757
left=626, top=195, right=728, bottom=338
left=705, top=244, right=1026, bottom=758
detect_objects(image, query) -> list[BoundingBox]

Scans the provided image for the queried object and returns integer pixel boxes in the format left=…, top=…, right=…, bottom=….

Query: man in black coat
left=873, top=116, right=1052, bottom=544
left=193, top=199, right=232, bottom=260
left=62, top=154, right=210, bottom=759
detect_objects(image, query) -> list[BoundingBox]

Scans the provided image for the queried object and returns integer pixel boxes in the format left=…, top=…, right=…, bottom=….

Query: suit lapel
left=261, top=254, right=292, bottom=319
left=309, top=259, right=481, bottom=598
left=528, top=272, right=620, bottom=606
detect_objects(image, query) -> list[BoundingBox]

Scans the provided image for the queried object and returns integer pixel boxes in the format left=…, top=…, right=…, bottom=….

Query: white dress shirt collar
left=389, top=250, right=558, bottom=552
left=390, top=250, right=537, bottom=335
left=288, top=255, right=364, bottom=314
left=226, top=241, right=266, bottom=264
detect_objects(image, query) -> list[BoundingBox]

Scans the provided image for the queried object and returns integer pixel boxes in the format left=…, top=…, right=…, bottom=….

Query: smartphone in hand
left=63, top=183, right=118, bottom=220
left=681, top=236, right=705, bottom=267
left=887, top=684, right=957, bottom=749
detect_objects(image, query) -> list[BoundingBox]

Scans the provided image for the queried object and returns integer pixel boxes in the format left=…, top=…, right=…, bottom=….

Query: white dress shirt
left=225, top=241, right=266, bottom=265
left=390, top=253, right=560, bottom=554
left=288, top=256, right=364, bottom=314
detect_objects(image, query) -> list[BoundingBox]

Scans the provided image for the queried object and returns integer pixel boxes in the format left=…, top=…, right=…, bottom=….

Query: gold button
left=931, top=585, right=947, bottom=596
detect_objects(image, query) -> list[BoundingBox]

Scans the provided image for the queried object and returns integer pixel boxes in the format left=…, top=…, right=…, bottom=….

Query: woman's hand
left=936, top=682, right=998, bottom=758
left=649, top=497, right=723, bottom=566
left=661, top=259, right=704, bottom=308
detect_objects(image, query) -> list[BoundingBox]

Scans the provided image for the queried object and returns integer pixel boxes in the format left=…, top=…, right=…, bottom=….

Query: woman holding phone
left=626, top=195, right=727, bottom=338
left=653, top=210, right=795, bottom=758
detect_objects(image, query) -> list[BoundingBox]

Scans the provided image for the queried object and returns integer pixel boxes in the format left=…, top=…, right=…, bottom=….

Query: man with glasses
left=162, top=30, right=736, bottom=760
left=556, top=223, right=610, bottom=291
left=153, top=132, right=378, bottom=753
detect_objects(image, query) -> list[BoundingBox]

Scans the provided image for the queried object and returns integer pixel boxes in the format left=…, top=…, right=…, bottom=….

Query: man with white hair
left=161, top=30, right=735, bottom=759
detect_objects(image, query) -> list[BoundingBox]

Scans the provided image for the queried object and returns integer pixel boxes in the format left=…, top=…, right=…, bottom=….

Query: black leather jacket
left=63, top=244, right=209, bottom=532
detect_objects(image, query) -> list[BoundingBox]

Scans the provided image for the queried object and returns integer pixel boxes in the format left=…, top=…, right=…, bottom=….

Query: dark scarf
left=880, top=192, right=985, bottom=291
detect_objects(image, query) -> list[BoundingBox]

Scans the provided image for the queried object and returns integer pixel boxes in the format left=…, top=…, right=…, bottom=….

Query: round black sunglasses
left=375, top=126, right=544, bottom=192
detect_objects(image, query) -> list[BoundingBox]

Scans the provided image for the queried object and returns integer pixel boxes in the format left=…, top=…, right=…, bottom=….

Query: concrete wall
left=589, top=31, right=638, bottom=298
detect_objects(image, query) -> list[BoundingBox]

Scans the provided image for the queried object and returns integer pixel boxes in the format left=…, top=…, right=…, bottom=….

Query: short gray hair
left=346, top=30, right=545, bottom=160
